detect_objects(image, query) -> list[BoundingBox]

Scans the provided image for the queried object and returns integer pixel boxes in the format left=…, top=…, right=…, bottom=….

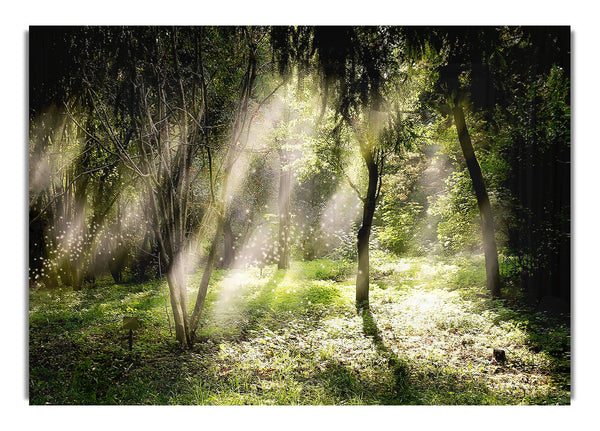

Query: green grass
left=29, top=254, right=570, bottom=405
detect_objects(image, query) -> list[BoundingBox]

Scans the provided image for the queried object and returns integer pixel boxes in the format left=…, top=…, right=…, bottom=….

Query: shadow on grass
left=494, top=298, right=570, bottom=393
left=319, top=361, right=364, bottom=400
left=361, top=309, right=411, bottom=403
left=359, top=309, right=539, bottom=405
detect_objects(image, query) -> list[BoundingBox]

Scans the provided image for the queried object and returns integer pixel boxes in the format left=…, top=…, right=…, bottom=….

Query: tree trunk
left=356, top=145, right=379, bottom=310
left=221, top=216, right=235, bottom=269
left=277, top=149, right=291, bottom=270
left=190, top=212, right=224, bottom=337
left=166, top=255, right=192, bottom=347
left=108, top=204, right=125, bottom=283
left=452, top=104, right=501, bottom=298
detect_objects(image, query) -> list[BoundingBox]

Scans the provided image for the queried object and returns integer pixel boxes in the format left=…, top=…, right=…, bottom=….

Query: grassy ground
left=28, top=253, right=570, bottom=405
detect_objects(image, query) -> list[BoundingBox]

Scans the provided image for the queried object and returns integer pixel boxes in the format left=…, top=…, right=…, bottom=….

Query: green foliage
left=431, top=170, right=481, bottom=253
left=327, top=223, right=359, bottom=262
left=377, top=201, right=423, bottom=254
left=448, top=258, right=487, bottom=291
left=295, top=259, right=354, bottom=282
left=373, top=149, right=429, bottom=256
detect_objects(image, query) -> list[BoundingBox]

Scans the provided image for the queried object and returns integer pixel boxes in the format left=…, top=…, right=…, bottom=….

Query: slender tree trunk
left=108, top=203, right=124, bottom=283
left=166, top=255, right=192, bottom=347
left=221, top=216, right=235, bottom=269
left=190, top=211, right=224, bottom=336
left=189, top=149, right=230, bottom=338
left=452, top=104, right=501, bottom=297
left=277, top=149, right=291, bottom=270
left=150, top=186, right=193, bottom=347
left=356, top=145, right=379, bottom=310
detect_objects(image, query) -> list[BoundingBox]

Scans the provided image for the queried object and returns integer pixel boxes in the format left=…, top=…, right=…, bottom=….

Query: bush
left=430, top=170, right=482, bottom=254
left=376, top=201, right=423, bottom=254
left=327, top=223, right=359, bottom=262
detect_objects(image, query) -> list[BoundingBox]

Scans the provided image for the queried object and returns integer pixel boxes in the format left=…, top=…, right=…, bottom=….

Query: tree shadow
left=319, top=361, right=365, bottom=401
left=361, top=309, right=411, bottom=403
left=358, top=308, right=550, bottom=405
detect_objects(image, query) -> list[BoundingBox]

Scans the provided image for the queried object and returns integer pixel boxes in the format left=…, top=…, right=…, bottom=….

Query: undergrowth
left=29, top=254, right=570, bottom=405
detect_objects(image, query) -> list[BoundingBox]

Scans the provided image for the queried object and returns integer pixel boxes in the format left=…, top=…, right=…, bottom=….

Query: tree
left=271, top=26, right=417, bottom=309
left=353, top=115, right=385, bottom=308
left=451, top=96, right=501, bottom=296
left=404, top=26, right=570, bottom=301
left=190, top=26, right=284, bottom=336
left=403, top=27, right=505, bottom=297
left=30, top=26, right=274, bottom=347
left=107, top=26, right=205, bottom=346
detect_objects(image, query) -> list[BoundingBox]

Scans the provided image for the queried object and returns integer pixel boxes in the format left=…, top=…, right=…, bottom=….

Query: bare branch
left=343, top=170, right=366, bottom=203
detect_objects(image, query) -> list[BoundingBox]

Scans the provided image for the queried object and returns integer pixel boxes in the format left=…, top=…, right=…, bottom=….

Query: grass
left=29, top=253, right=570, bottom=405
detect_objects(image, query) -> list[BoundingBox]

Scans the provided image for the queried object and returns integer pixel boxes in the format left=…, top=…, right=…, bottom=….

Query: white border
left=3, top=2, right=597, bottom=429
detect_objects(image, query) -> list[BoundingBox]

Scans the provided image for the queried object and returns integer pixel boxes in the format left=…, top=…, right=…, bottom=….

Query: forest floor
left=28, top=253, right=570, bottom=405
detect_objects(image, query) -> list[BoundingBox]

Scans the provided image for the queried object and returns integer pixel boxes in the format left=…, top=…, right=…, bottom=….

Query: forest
left=28, top=25, right=571, bottom=406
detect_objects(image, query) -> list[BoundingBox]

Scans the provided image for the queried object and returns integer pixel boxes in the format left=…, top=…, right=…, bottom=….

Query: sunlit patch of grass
left=291, top=258, right=355, bottom=282
left=369, top=253, right=461, bottom=293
